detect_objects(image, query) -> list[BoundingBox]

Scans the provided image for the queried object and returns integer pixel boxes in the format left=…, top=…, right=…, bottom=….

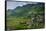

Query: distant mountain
left=7, top=3, right=44, bottom=17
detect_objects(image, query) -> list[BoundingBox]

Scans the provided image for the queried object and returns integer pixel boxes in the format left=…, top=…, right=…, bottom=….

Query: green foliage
left=7, top=3, right=45, bottom=30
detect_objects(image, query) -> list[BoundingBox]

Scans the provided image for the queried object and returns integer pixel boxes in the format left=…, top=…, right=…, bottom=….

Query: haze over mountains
left=7, top=3, right=44, bottom=17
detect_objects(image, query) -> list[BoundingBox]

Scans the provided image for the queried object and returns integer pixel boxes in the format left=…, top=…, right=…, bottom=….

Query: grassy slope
left=7, top=16, right=44, bottom=30
left=7, top=17, right=32, bottom=30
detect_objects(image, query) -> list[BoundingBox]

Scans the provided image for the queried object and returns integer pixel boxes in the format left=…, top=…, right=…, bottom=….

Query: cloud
left=7, top=1, right=27, bottom=9
left=7, top=1, right=38, bottom=10
left=24, top=1, right=37, bottom=4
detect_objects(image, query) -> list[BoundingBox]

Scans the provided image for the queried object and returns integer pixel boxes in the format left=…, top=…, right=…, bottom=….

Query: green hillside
left=6, top=3, right=45, bottom=30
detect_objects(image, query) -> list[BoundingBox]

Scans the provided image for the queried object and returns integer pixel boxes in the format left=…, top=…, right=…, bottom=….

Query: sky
left=7, top=1, right=38, bottom=10
left=7, top=1, right=27, bottom=10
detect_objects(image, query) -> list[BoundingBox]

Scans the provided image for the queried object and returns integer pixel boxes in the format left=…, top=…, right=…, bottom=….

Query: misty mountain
left=7, top=3, right=44, bottom=17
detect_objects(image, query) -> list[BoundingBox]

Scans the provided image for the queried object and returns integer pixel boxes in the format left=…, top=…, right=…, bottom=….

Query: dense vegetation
left=6, top=3, right=45, bottom=30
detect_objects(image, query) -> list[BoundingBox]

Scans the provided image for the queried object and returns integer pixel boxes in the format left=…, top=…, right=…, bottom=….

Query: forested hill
left=7, top=3, right=44, bottom=17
